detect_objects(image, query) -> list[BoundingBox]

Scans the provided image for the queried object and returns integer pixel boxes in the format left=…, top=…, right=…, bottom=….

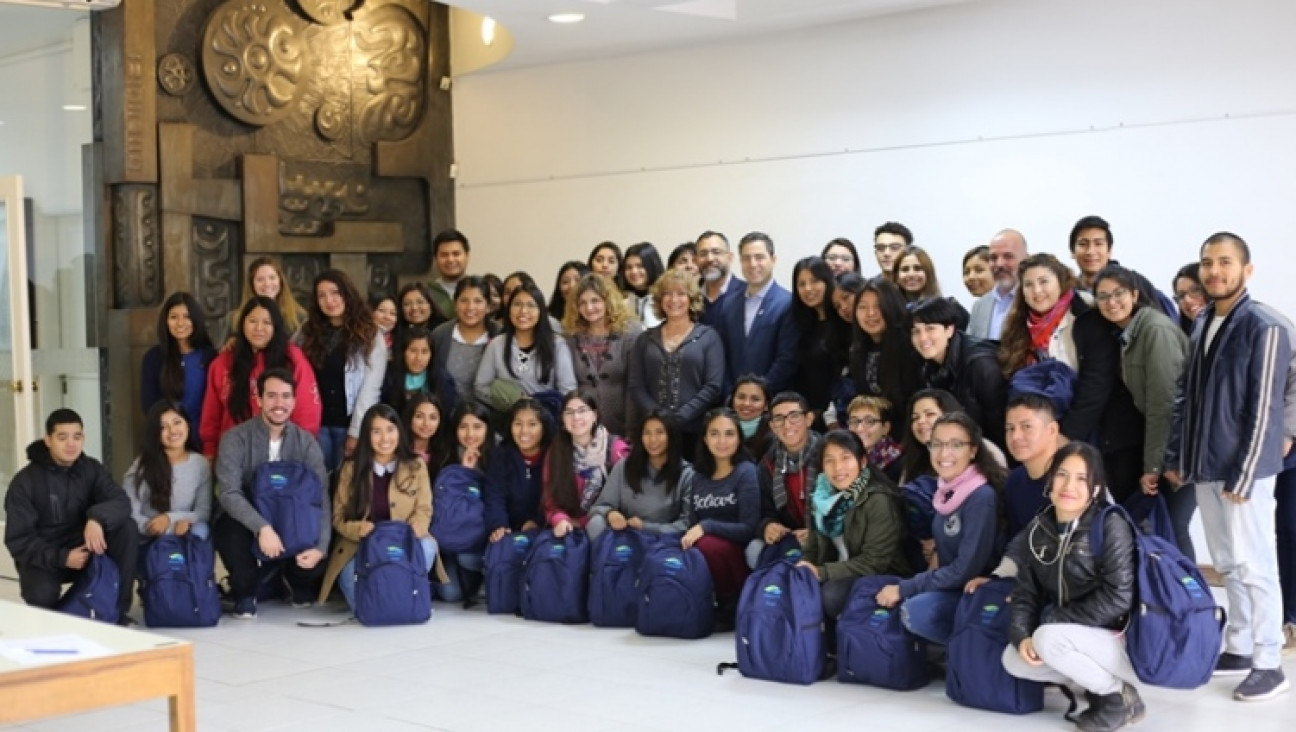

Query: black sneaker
left=232, top=597, right=257, bottom=619
left=1233, top=668, right=1291, bottom=702
left=282, top=575, right=314, bottom=609
left=1214, top=652, right=1253, bottom=676
left=115, top=614, right=140, bottom=628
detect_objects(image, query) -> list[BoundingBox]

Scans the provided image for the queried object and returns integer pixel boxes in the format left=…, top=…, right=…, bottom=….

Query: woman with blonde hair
left=230, top=257, right=308, bottom=337
left=563, top=273, right=644, bottom=436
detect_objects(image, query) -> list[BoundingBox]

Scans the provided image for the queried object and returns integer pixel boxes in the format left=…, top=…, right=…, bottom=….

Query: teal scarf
left=811, top=469, right=871, bottom=539
left=405, top=371, right=428, bottom=391
left=739, top=416, right=762, bottom=439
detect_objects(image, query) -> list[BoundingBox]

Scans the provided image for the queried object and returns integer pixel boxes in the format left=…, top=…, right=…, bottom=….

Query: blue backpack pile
left=732, top=559, right=824, bottom=684
left=836, top=574, right=928, bottom=691
left=521, top=530, right=591, bottom=623
left=251, top=461, right=323, bottom=559
left=58, top=553, right=120, bottom=624
left=946, top=577, right=1043, bottom=714
left=589, top=529, right=654, bottom=627
left=354, top=521, right=433, bottom=627
left=635, top=541, right=713, bottom=639
left=484, top=529, right=537, bottom=615
left=431, top=465, right=488, bottom=554
left=141, top=534, right=221, bottom=628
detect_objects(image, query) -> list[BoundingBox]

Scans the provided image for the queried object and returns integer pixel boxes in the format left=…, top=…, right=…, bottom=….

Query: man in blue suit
left=719, top=232, right=798, bottom=396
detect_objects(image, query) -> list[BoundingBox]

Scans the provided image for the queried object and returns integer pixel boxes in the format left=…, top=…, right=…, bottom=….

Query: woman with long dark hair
left=791, top=256, right=849, bottom=424
left=403, top=393, right=450, bottom=477
left=140, top=292, right=215, bottom=451
left=434, top=402, right=497, bottom=605
left=548, top=261, right=589, bottom=325
left=200, top=297, right=320, bottom=457
left=680, top=408, right=761, bottom=629
left=543, top=389, right=631, bottom=537
left=850, top=277, right=921, bottom=440
left=731, top=374, right=774, bottom=462
left=298, top=270, right=386, bottom=472
left=892, top=246, right=943, bottom=304
left=563, top=273, right=644, bottom=436
left=124, top=401, right=212, bottom=552
left=1171, top=262, right=1209, bottom=336
left=588, top=411, right=694, bottom=540
left=381, top=327, right=454, bottom=417
left=875, top=412, right=1007, bottom=646
left=486, top=398, right=554, bottom=543
left=587, top=241, right=622, bottom=285
left=431, top=276, right=499, bottom=411
left=369, top=293, right=398, bottom=353
left=474, top=284, right=577, bottom=414
left=821, top=237, right=862, bottom=275
left=317, top=404, right=444, bottom=611
left=621, top=242, right=665, bottom=327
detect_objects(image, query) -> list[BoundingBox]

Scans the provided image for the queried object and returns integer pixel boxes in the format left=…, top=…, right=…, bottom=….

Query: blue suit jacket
left=718, top=281, right=798, bottom=395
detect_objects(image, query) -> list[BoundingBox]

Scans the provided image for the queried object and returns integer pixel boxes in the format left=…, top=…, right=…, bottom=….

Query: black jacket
left=1007, top=504, right=1137, bottom=648
left=2, top=441, right=132, bottom=572
left=1060, top=299, right=1121, bottom=444
left=919, top=332, right=1006, bottom=448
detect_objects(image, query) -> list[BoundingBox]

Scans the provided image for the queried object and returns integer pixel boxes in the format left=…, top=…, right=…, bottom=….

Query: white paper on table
left=0, top=634, right=113, bottom=666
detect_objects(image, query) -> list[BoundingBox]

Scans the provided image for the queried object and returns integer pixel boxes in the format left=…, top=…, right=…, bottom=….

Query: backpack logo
left=1180, top=576, right=1205, bottom=599
left=761, top=584, right=783, bottom=606
left=269, top=473, right=288, bottom=490
left=614, top=544, right=634, bottom=562
left=979, top=602, right=1001, bottom=625
left=662, top=556, right=684, bottom=574
left=512, top=534, right=532, bottom=554
left=783, top=548, right=802, bottom=560
left=551, top=543, right=566, bottom=556
left=868, top=608, right=891, bottom=627
left=385, top=545, right=406, bottom=561
left=167, top=553, right=186, bottom=572
left=468, top=486, right=481, bottom=499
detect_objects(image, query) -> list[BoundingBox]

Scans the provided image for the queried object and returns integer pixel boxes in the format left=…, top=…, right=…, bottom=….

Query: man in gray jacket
left=967, top=229, right=1026, bottom=340
left=212, top=368, right=330, bottom=619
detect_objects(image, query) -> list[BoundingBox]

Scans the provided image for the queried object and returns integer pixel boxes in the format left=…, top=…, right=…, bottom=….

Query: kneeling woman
left=125, top=401, right=213, bottom=561
left=543, top=389, right=630, bottom=537
left=587, top=411, right=694, bottom=540
left=798, top=430, right=910, bottom=637
left=319, top=404, right=446, bottom=611
left=1002, top=442, right=1142, bottom=732
left=875, top=412, right=1005, bottom=645
left=681, top=408, right=761, bottom=626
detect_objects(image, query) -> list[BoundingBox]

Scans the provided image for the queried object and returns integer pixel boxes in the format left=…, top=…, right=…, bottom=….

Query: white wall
left=452, top=0, right=1296, bottom=314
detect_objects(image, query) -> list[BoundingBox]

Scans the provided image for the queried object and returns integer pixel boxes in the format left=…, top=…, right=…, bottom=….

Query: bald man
left=968, top=229, right=1027, bottom=340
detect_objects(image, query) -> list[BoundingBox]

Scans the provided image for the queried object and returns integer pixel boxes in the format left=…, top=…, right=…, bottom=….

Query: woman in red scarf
left=997, top=254, right=1124, bottom=457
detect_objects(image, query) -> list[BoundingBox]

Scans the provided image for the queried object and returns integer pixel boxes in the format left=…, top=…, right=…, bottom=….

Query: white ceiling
left=445, top=0, right=977, bottom=70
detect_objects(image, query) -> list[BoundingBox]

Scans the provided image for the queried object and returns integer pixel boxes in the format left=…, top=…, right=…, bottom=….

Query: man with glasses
left=695, top=230, right=744, bottom=326
left=747, top=393, right=822, bottom=568
left=873, top=221, right=913, bottom=280
left=1068, top=215, right=1177, bottom=318
left=968, top=228, right=1027, bottom=340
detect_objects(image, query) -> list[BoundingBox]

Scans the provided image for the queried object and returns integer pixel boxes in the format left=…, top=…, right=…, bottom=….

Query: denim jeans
left=337, top=535, right=438, bottom=612
left=317, top=425, right=350, bottom=474
left=900, top=589, right=963, bottom=645
left=435, top=551, right=485, bottom=602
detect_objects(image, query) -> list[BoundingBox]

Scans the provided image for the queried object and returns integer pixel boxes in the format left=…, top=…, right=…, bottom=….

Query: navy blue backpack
left=1089, top=505, right=1224, bottom=689
left=754, top=534, right=803, bottom=569
left=354, top=521, right=433, bottom=627
left=142, top=534, right=221, bottom=628
left=251, top=460, right=323, bottom=560
left=58, top=553, right=120, bottom=624
left=635, top=542, right=714, bottom=639
left=484, top=529, right=536, bottom=615
left=946, top=577, right=1044, bottom=714
left=836, top=574, right=928, bottom=691
left=901, top=476, right=937, bottom=542
left=1121, top=491, right=1178, bottom=547
left=733, top=561, right=824, bottom=684
left=521, top=530, right=591, bottom=623
left=589, top=529, right=654, bottom=627
left=431, top=464, right=488, bottom=554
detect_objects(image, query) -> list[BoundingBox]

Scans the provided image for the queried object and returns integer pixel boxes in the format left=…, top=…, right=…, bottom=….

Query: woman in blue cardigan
left=140, top=292, right=216, bottom=452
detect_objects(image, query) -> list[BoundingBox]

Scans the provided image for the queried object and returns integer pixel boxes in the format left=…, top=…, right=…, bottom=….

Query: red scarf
left=1026, top=289, right=1074, bottom=363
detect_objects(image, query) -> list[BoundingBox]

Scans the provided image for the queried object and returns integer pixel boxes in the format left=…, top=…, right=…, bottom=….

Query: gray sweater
left=474, top=333, right=578, bottom=405
left=123, top=452, right=212, bottom=534
left=628, top=324, right=725, bottom=434
left=589, top=460, right=693, bottom=534
left=567, top=320, right=644, bottom=436
left=214, top=417, right=331, bottom=553
left=432, top=320, right=496, bottom=407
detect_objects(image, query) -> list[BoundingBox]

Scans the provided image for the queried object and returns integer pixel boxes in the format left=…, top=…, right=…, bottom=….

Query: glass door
left=0, top=175, right=38, bottom=579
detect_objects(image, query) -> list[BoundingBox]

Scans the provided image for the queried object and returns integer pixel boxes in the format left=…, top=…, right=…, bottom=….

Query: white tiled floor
left=2, top=578, right=1294, bottom=732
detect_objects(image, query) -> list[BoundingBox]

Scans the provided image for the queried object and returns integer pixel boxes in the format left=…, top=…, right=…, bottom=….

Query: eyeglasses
left=769, top=410, right=807, bottom=428
left=929, top=439, right=971, bottom=453
left=510, top=301, right=540, bottom=312
left=824, top=254, right=853, bottom=264
left=874, top=243, right=904, bottom=254
left=1175, top=286, right=1204, bottom=302
left=847, top=416, right=882, bottom=429
left=1094, top=287, right=1130, bottom=304
left=562, top=406, right=593, bottom=418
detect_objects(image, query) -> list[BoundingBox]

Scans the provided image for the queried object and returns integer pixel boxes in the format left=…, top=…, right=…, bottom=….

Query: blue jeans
left=317, top=425, right=350, bottom=474
left=900, top=589, right=963, bottom=645
left=337, top=536, right=438, bottom=612
left=436, top=551, right=484, bottom=602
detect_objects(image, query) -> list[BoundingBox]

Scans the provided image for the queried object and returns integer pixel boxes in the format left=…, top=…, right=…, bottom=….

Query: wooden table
left=0, top=601, right=195, bottom=730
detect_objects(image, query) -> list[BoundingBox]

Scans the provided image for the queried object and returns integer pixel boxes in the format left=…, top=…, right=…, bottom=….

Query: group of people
left=4, top=220, right=1295, bottom=732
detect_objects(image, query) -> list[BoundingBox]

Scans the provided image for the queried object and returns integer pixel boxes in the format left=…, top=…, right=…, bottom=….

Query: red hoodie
left=200, top=345, right=322, bottom=458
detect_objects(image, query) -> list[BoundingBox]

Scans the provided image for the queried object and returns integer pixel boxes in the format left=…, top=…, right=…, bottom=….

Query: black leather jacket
left=1007, top=503, right=1136, bottom=648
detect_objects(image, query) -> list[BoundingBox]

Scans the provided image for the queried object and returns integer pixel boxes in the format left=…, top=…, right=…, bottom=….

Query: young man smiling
left=749, top=392, right=822, bottom=567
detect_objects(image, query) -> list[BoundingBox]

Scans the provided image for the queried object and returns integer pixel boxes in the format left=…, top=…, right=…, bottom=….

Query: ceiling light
left=63, top=104, right=87, bottom=112
left=547, top=12, right=585, bottom=24
left=481, top=16, right=496, bottom=46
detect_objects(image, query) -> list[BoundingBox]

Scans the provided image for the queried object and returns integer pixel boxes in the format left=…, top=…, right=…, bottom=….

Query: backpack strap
left=1056, top=684, right=1080, bottom=722
left=716, top=662, right=739, bottom=675
left=1087, top=503, right=1137, bottom=556
left=297, top=615, right=359, bottom=628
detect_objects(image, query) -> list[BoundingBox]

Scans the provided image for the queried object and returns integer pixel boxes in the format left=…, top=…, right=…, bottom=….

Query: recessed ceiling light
left=548, top=12, right=585, bottom=24
left=481, top=16, right=496, bottom=45
left=62, top=104, right=87, bottom=112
